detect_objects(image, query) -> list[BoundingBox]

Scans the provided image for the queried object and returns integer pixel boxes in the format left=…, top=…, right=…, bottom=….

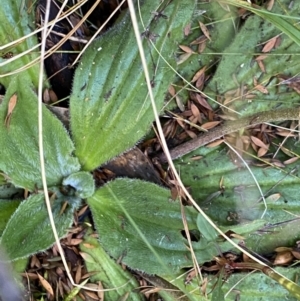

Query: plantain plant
left=1, top=0, right=300, bottom=300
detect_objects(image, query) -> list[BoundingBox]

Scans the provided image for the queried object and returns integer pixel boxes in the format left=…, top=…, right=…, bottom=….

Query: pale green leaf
left=0, top=77, right=80, bottom=190
left=80, top=230, right=143, bottom=301
left=0, top=183, right=23, bottom=199
left=220, top=0, right=300, bottom=46
left=0, top=0, right=41, bottom=87
left=205, top=0, right=300, bottom=114
left=70, top=0, right=196, bottom=170
left=221, top=267, right=298, bottom=301
left=63, top=171, right=95, bottom=199
left=0, top=192, right=81, bottom=260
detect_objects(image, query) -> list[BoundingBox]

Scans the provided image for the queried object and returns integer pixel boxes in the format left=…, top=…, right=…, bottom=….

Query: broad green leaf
left=205, top=0, right=300, bottom=113
left=88, top=178, right=237, bottom=276
left=221, top=267, right=299, bottom=301
left=220, top=0, right=300, bottom=46
left=176, top=144, right=300, bottom=225
left=0, top=0, right=41, bottom=87
left=183, top=266, right=299, bottom=300
left=70, top=0, right=196, bottom=170
left=80, top=230, right=143, bottom=301
left=0, top=77, right=80, bottom=190
left=0, top=200, right=21, bottom=235
left=244, top=218, right=300, bottom=254
left=211, top=269, right=225, bottom=301
left=166, top=1, right=239, bottom=111
left=63, top=171, right=95, bottom=199
left=0, top=183, right=23, bottom=199
left=196, top=214, right=218, bottom=242
left=0, top=192, right=81, bottom=260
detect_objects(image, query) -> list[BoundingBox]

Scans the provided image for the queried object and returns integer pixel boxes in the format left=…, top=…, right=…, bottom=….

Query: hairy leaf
left=177, top=144, right=300, bottom=223
left=70, top=0, right=196, bottom=170
left=87, top=178, right=239, bottom=275
left=0, top=77, right=80, bottom=190
left=0, top=200, right=21, bottom=235
left=0, top=192, right=81, bottom=260
left=80, top=230, right=143, bottom=301
left=205, top=0, right=300, bottom=113
left=63, top=171, right=95, bottom=199
left=0, top=183, right=23, bottom=199
left=0, top=0, right=41, bottom=87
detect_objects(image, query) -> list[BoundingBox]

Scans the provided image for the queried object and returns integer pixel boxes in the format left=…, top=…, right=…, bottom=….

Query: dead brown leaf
left=168, top=85, right=176, bottom=97
left=199, top=22, right=211, bottom=41
left=266, top=0, right=275, bottom=11
left=190, top=102, right=200, bottom=118
left=190, top=35, right=207, bottom=45
left=273, top=250, right=293, bottom=265
left=257, top=147, right=268, bottom=157
left=177, top=52, right=193, bottom=65
left=262, top=36, right=277, bottom=53
left=255, top=54, right=268, bottom=61
left=75, top=264, right=82, bottom=284
left=179, top=45, right=195, bottom=54
left=201, top=121, right=221, bottom=130
left=253, top=78, right=269, bottom=94
left=37, top=273, right=54, bottom=296
left=250, top=136, right=269, bottom=149
left=207, top=139, right=224, bottom=148
left=5, top=93, right=17, bottom=128
left=191, top=66, right=206, bottom=83
left=257, top=60, right=266, bottom=73
left=198, top=41, right=207, bottom=54
left=184, top=23, right=191, bottom=36
left=284, top=157, right=298, bottom=165
left=190, top=92, right=212, bottom=111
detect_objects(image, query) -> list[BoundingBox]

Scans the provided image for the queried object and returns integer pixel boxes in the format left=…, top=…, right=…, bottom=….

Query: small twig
left=158, top=107, right=300, bottom=163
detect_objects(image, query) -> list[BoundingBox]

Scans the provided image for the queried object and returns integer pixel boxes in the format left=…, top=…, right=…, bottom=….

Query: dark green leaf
left=70, top=0, right=196, bottom=170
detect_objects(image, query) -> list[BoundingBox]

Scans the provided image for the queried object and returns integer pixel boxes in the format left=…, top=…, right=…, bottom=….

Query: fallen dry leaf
left=257, top=60, right=266, bottom=73
left=250, top=136, right=269, bottom=149
left=5, top=93, right=17, bottom=128
left=257, top=147, right=268, bottom=157
left=177, top=52, right=193, bottom=65
left=37, top=273, right=54, bottom=296
left=201, top=121, right=221, bottom=130
left=262, top=36, right=277, bottom=53
left=190, top=102, right=200, bottom=118
left=168, top=85, right=176, bottom=97
left=207, top=139, right=224, bottom=148
left=191, top=66, right=206, bottom=83
left=284, top=157, right=298, bottom=165
left=266, top=0, right=275, bottom=11
left=184, top=23, right=191, bottom=36
left=199, top=21, right=211, bottom=41
left=179, top=44, right=195, bottom=54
